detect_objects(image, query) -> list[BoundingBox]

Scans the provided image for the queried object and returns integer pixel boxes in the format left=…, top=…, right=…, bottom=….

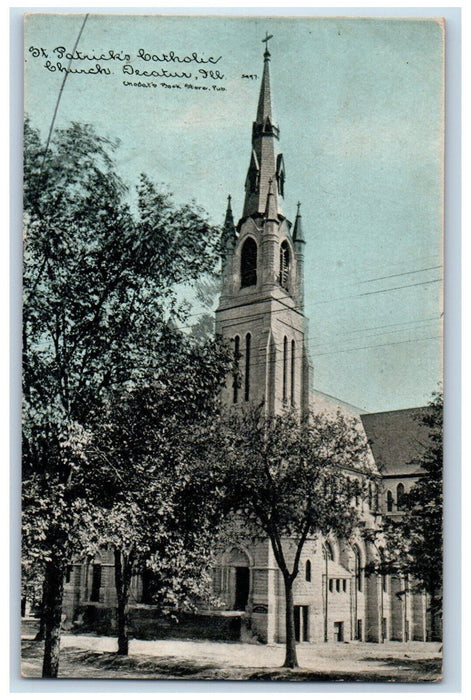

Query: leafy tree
left=22, top=117, right=224, bottom=677
left=378, top=392, right=443, bottom=640
left=218, top=406, right=372, bottom=668
left=83, top=327, right=231, bottom=655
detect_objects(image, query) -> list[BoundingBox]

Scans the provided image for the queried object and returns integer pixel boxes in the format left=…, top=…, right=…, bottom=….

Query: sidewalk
left=21, top=633, right=442, bottom=681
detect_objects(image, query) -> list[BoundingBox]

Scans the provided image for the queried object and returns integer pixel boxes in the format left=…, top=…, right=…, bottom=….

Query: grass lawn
left=21, top=635, right=442, bottom=682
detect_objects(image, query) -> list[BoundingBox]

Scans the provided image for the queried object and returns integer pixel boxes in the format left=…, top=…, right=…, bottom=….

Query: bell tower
left=216, top=36, right=310, bottom=415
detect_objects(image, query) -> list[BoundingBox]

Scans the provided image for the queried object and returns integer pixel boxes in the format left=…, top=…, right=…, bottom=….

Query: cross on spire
left=262, top=32, right=273, bottom=58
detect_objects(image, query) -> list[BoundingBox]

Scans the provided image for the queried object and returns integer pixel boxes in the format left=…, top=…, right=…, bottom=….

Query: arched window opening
left=279, top=240, right=290, bottom=289
left=379, top=547, right=387, bottom=593
left=233, top=335, right=240, bottom=404
left=353, top=546, right=362, bottom=592
left=305, top=560, right=311, bottom=582
left=386, top=490, right=393, bottom=512
left=282, top=336, right=288, bottom=403
left=244, top=333, right=251, bottom=401
left=396, top=483, right=405, bottom=510
left=324, top=542, right=334, bottom=562
left=240, top=237, right=257, bottom=288
left=368, top=482, right=373, bottom=510
left=90, top=563, right=101, bottom=602
left=290, top=340, right=295, bottom=406
left=276, top=154, right=285, bottom=197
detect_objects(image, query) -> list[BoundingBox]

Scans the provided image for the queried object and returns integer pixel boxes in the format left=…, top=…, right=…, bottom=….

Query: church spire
left=256, top=35, right=274, bottom=124
left=293, top=201, right=305, bottom=243
left=223, top=195, right=235, bottom=244
left=221, top=194, right=236, bottom=261
left=242, top=34, right=283, bottom=221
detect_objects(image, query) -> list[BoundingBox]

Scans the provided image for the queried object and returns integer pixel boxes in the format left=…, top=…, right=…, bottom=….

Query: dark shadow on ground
left=248, top=667, right=441, bottom=683
left=21, top=641, right=442, bottom=682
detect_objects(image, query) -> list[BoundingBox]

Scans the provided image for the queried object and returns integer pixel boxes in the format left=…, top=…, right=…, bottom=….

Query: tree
left=22, top=118, right=225, bottom=676
left=83, top=326, right=231, bottom=655
left=218, top=406, right=372, bottom=668
left=379, top=392, right=443, bottom=640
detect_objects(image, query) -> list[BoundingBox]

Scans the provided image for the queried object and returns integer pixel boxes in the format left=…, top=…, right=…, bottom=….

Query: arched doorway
left=226, top=548, right=251, bottom=611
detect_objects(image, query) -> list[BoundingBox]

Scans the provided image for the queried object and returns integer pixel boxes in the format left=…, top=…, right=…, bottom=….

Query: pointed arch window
left=282, top=336, right=288, bottom=403
left=90, top=563, right=102, bottom=602
left=379, top=547, right=388, bottom=593
left=276, top=154, right=285, bottom=197
left=240, top=237, right=257, bottom=288
left=279, top=240, right=290, bottom=289
left=290, top=340, right=295, bottom=406
left=305, top=560, right=311, bottom=582
left=353, top=546, right=362, bottom=592
left=386, top=490, right=393, bottom=512
left=244, top=333, right=251, bottom=401
left=396, top=483, right=405, bottom=510
left=374, top=482, right=379, bottom=512
left=324, top=542, right=334, bottom=562
left=233, top=335, right=241, bottom=404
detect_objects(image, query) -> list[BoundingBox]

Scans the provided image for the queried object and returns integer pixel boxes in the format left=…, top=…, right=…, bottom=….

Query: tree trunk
left=282, top=575, right=298, bottom=669
left=429, top=588, right=442, bottom=641
left=114, top=548, right=132, bottom=655
left=34, top=579, right=47, bottom=641
left=41, top=559, right=65, bottom=678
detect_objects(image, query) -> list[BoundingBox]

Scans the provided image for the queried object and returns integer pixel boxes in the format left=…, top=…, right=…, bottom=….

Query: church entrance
left=234, top=567, right=250, bottom=610
left=294, top=605, right=309, bottom=642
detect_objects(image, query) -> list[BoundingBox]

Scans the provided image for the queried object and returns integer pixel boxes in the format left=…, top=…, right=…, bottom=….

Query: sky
left=24, top=13, right=444, bottom=413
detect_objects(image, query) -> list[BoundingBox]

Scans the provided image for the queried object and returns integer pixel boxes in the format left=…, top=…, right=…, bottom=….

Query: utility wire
left=40, top=13, right=89, bottom=172
left=362, top=265, right=441, bottom=284
left=174, top=276, right=443, bottom=332
left=358, top=278, right=442, bottom=297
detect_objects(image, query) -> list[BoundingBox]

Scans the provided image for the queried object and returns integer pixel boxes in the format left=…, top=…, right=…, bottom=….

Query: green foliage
left=83, top=326, right=232, bottom=612
left=216, top=405, right=372, bottom=667
left=218, top=406, right=372, bottom=578
left=21, top=117, right=231, bottom=662
left=380, top=393, right=443, bottom=604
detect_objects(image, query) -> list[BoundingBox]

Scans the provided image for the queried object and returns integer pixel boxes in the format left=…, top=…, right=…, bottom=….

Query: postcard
left=22, top=13, right=444, bottom=681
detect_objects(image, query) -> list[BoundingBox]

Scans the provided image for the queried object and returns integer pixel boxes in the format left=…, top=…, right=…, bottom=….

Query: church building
left=59, top=41, right=433, bottom=645
left=207, top=40, right=432, bottom=645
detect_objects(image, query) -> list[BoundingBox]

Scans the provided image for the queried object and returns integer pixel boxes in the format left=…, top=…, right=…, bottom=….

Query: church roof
left=360, top=407, right=429, bottom=476
left=310, top=389, right=366, bottom=417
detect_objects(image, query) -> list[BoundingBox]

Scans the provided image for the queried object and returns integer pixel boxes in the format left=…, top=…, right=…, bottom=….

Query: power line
left=308, top=320, right=441, bottom=350
left=176, top=259, right=443, bottom=326
left=362, top=265, right=441, bottom=284
left=174, top=275, right=443, bottom=332
left=358, top=278, right=442, bottom=298
left=310, top=335, right=442, bottom=358
left=41, top=14, right=89, bottom=171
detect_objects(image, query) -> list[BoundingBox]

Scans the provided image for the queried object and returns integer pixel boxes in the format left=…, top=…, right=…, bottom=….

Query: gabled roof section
left=361, top=407, right=430, bottom=476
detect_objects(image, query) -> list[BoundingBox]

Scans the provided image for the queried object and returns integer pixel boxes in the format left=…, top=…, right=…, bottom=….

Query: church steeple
left=242, top=36, right=284, bottom=220
left=222, top=194, right=236, bottom=253
left=256, top=39, right=274, bottom=124
left=216, top=34, right=310, bottom=415
left=293, top=201, right=305, bottom=243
